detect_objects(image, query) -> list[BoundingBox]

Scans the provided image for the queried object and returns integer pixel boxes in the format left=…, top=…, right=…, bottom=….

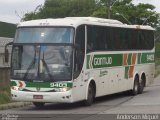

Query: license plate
left=33, top=95, right=43, bottom=99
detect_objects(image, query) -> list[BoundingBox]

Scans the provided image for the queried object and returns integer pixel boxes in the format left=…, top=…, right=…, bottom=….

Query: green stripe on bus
left=127, top=53, right=132, bottom=65
left=125, top=67, right=129, bottom=79
left=11, top=80, right=73, bottom=88
left=140, top=53, right=154, bottom=64
left=87, top=55, right=90, bottom=69
left=87, top=52, right=154, bottom=69
left=26, top=82, right=50, bottom=88
left=138, top=53, right=142, bottom=64
left=11, top=81, right=17, bottom=86
left=91, top=54, right=123, bottom=69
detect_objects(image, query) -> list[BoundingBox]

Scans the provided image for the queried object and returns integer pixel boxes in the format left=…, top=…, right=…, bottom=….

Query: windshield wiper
left=23, top=46, right=37, bottom=81
left=40, top=46, right=54, bottom=81
left=60, top=46, right=70, bottom=66
left=41, top=58, right=54, bottom=81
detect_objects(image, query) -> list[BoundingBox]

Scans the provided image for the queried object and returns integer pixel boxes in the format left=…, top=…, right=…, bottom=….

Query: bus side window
left=87, top=26, right=95, bottom=52
left=87, top=26, right=107, bottom=52
left=96, top=27, right=107, bottom=51
left=114, top=28, right=120, bottom=49
left=87, top=28, right=92, bottom=52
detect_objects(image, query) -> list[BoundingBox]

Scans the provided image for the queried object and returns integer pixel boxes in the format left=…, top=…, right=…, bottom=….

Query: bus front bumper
left=11, top=89, right=73, bottom=103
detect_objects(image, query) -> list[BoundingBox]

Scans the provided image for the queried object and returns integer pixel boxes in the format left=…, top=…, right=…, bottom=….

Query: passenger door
left=72, top=25, right=86, bottom=101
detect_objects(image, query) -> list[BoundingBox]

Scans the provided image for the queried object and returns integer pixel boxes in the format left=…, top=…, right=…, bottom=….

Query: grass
left=155, top=34, right=160, bottom=77
left=155, top=64, right=160, bottom=78
left=0, top=21, right=16, bottom=105
left=0, top=86, right=11, bottom=105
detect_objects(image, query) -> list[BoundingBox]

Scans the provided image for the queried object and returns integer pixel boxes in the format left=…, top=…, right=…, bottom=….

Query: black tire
left=131, top=76, right=139, bottom=96
left=84, top=83, right=95, bottom=106
left=33, top=102, right=45, bottom=108
left=138, top=76, right=145, bottom=94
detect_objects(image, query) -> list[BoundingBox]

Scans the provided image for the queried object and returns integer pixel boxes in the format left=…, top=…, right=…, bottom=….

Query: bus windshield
left=15, top=27, right=74, bottom=43
left=11, top=45, right=73, bottom=82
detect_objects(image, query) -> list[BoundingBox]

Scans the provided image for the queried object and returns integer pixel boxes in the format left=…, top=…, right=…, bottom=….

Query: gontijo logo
left=87, top=54, right=123, bottom=69
left=94, top=57, right=112, bottom=66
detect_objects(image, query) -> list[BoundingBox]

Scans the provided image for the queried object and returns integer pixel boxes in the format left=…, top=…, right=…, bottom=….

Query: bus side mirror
left=4, top=42, right=13, bottom=63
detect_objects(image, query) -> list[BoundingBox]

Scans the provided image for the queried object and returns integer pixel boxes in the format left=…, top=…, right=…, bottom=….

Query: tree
left=22, top=0, right=97, bottom=21
left=127, top=3, right=159, bottom=26
left=95, top=0, right=159, bottom=26
left=22, top=0, right=160, bottom=27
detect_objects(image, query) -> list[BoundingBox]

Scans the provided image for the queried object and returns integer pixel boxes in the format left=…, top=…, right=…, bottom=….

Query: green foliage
left=22, top=0, right=160, bottom=27
left=155, top=29, right=160, bottom=77
left=0, top=86, right=11, bottom=105
left=155, top=30, right=160, bottom=60
left=23, top=0, right=97, bottom=20
left=0, top=22, right=16, bottom=38
left=132, top=3, right=158, bottom=26
left=0, top=92, right=10, bottom=105
left=109, top=1, right=159, bottom=26
left=91, top=6, right=107, bottom=18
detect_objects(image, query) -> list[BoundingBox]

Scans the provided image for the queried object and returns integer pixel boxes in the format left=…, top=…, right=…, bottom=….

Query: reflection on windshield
left=15, top=27, right=74, bottom=43
left=11, top=45, right=73, bottom=81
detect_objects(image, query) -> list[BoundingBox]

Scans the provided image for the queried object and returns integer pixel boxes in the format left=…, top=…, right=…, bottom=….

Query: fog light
left=11, top=94, right=17, bottom=97
left=62, top=96, right=65, bottom=99
left=62, top=88, right=68, bottom=92
left=11, top=86, right=23, bottom=91
left=66, top=96, right=70, bottom=99
left=11, top=86, right=19, bottom=91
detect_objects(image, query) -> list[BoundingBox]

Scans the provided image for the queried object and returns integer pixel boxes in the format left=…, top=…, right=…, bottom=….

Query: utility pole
left=116, top=13, right=131, bottom=24
left=142, top=14, right=156, bottom=25
left=107, top=0, right=119, bottom=19
left=107, top=0, right=111, bottom=19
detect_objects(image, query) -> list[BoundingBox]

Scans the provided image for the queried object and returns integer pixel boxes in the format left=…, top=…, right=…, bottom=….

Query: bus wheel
left=131, top=76, right=139, bottom=96
left=33, top=102, right=45, bottom=108
left=138, top=75, right=145, bottom=94
left=84, top=83, right=95, bottom=106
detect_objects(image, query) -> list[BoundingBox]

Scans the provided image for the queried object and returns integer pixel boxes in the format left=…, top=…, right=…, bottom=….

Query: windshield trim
left=17, top=26, right=75, bottom=28
left=12, top=43, right=74, bottom=46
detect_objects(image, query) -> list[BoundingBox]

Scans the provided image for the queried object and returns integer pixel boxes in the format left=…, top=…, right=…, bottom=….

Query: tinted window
left=15, top=27, right=74, bottom=43
left=137, top=30, right=154, bottom=50
left=87, top=26, right=107, bottom=52
left=74, top=25, right=85, bottom=78
left=87, top=25, right=154, bottom=52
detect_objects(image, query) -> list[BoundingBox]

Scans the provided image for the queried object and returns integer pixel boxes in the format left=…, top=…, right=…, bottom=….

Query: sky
left=0, top=0, right=159, bottom=24
left=132, top=0, right=160, bottom=13
left=0, top=0, right=45, bottom=24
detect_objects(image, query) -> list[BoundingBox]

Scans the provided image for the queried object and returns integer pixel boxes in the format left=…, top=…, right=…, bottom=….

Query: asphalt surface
left=1, top=76, right=160, bottom=120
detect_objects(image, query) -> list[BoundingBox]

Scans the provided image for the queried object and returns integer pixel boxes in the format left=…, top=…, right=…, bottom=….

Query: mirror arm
left=5, top=42, right=13, bottom=49
left=4, top=42, right=13, bottom=63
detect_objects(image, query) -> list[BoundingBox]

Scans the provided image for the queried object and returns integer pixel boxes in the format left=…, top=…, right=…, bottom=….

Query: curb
left=0, top=102, right=32, bottom=110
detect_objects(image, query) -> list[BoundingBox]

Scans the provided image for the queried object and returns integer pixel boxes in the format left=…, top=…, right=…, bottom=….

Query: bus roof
left=18, top=17, right=155, bottom=31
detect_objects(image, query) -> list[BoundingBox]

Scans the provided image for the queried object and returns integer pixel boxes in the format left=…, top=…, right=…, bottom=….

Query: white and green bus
left=7, top=17, right=155, bottom=107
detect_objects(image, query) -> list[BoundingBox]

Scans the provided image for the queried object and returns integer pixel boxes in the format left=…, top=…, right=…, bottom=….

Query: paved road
left=1, top=76, right=160, bottom=120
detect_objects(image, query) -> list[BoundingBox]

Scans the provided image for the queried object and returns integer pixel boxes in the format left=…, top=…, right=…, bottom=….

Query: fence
left=0, top=67, right=10, bottom=90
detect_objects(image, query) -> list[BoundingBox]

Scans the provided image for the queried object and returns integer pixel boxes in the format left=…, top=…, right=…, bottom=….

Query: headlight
left=55, top=87, right=71, bottom=92
left=11, top=86, right=19, bottom=91
left=11, top=86, right=23, bottom=91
